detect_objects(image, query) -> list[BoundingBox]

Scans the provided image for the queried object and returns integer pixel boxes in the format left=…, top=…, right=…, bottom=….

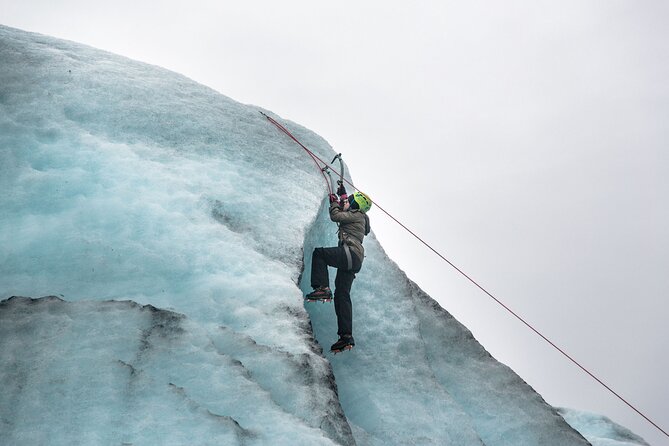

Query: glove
left=336, top=183, right=347, bottom=196
left=328, top=193, right=339, bottom=203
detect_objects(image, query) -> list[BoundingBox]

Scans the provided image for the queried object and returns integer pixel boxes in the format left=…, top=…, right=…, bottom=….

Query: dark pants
left=311, top=246, right=362, bottom=337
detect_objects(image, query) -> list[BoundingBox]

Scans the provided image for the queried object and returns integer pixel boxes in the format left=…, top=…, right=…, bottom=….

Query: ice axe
left=321, top=166, right=337, bottom=194
left=331, top=153, right=345, bottom=195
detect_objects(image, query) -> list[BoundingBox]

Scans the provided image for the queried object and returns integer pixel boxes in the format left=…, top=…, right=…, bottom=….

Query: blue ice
left=0, top=25, right=648, bottom=445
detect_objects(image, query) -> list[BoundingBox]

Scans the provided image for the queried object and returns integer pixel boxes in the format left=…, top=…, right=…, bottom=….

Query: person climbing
left=305, top=184, right=372, bottom=353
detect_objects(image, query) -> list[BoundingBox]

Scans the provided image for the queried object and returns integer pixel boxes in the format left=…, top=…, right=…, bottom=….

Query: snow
left=0, top=24, right=647, bottom=445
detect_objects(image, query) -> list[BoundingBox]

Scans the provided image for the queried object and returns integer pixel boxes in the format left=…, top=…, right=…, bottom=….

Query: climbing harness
left=260, top=110, right=668, bottom=439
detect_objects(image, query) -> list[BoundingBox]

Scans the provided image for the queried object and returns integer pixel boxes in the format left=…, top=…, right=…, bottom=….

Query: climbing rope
left=260, top=111, right=669, bottom=440
left=260, top=111, right=332, bottom=195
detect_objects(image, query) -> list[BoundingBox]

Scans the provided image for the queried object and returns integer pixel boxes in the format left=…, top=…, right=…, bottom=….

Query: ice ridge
left=0, top=23, right=641, bottom=445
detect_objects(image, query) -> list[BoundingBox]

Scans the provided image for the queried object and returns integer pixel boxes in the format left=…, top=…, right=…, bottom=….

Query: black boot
left=305, top=286, right=332, bottom=302
left=330, top=335, right=355, bottom=353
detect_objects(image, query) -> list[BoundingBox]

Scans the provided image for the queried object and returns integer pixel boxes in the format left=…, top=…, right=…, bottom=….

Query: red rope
left=260, top=111, right=669, bottom=439
left=261, top=111, right=332, bottom=195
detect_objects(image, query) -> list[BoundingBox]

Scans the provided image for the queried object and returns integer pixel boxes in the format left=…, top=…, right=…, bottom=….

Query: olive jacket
left=329, top=201, right=370, bottom=266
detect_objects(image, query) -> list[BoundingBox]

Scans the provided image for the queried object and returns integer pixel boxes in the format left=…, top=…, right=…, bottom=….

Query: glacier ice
left=0, top=24, right=647, bottom=445
left=0, top=296, right=346, bottom=445
left=558, top=408, right=651, bottom=446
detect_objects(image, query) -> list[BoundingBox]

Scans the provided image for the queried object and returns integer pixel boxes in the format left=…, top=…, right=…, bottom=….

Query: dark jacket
left=329, top=201, right=370, bottom=264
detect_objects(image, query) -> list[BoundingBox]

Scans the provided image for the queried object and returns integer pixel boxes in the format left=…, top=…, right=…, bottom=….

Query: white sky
left=2, top=1, right=668, bottom=444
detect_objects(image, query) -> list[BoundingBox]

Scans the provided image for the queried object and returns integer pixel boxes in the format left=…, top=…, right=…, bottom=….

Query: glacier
left=0, top=25, right=649, bottom=445
left=558, top=409, right=651, bottom=446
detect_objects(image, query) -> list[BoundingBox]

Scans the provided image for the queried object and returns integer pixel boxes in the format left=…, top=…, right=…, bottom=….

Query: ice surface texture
left=558, top=409, right=651, bottom=446
left=0, top=24, right=609, bottom=445
left=0, top=296, right=345, bottom=445
left=0, top=25, right=351, bottom=446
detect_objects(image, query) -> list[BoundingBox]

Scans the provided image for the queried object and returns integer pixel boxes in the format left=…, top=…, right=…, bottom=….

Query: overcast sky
left=2, top=1, right=668, bottom=444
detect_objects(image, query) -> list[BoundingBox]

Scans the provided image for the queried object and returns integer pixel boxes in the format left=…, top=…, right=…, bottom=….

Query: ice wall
left=558, top=409, right=651, bottom=446
left=1, top=24, right=353, bottom=446
left=303, top=215, right=591, bottom=446
left=0, top=296, right=346, bottom=445
left=0, top=24, right=621, bottom=445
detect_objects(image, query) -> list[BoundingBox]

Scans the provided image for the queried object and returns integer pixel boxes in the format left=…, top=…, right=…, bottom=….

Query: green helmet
left=349, top=191, right=372, bottom=213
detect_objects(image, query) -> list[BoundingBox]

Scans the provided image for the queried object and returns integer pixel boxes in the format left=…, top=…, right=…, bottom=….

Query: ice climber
left=305, top=184, right=372, bottom=353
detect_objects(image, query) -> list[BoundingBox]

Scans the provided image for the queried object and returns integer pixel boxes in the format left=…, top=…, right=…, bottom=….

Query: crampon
left=305, top=287, right=332, bottom=303
left=331, top=344, right=354, bottom=354
left=305, top=296, right=333, bottom=303
left=330, top=336, right=355, bottom=354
